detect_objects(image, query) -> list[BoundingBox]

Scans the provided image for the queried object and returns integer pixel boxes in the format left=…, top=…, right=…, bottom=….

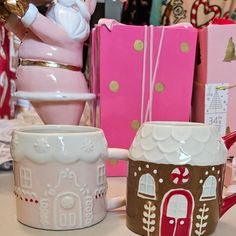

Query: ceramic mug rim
left=13, top=125, right=103, bottom=136
left=143, top=121, right=211, bottom=128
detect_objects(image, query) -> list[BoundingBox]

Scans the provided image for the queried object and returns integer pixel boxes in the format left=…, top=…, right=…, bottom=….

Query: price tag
left=204, top=83, right=229, bottom=135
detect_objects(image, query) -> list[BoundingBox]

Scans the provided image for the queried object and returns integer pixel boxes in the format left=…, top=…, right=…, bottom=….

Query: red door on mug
left=160, top=189, right=194, bottom=236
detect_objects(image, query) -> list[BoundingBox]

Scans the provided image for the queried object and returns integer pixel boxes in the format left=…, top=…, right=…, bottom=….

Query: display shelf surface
left=0, top=172, right=236, bottom=236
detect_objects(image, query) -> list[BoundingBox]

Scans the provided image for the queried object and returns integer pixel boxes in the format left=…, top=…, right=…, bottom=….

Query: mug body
left=127, top=122, right=227, bottom=236
left=11, top=125, right=108, bottom=230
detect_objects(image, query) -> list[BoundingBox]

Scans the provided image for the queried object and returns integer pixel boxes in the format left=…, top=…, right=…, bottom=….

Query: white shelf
left=0, top=172, right=236, bottom=235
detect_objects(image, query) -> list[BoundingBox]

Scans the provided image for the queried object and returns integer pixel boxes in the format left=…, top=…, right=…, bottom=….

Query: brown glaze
left=126, top=160, right=225, bottom=236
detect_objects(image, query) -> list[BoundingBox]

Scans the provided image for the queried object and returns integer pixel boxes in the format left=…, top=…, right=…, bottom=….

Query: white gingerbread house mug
left=126, top=122, right=236, bottom=236
left=10, top=125, right=128, bottom=230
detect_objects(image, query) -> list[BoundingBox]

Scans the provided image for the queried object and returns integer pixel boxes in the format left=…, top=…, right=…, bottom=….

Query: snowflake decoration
left=170, top=166, right=190, bottom=185
left=81, top=139, right=94, bottom=153
left=33, top=138, right=50, bottom=153
left=61, top=196, right=75, bottom=209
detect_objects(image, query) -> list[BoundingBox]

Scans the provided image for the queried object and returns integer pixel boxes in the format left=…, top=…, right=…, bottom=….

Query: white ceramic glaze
left=130, top=122, right=227, bottom=166
left=11, top=125, right=127, bottom=230
left=13, top=92, right=96, bottom=101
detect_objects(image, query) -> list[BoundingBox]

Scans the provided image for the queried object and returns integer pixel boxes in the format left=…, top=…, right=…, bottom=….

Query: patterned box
left=192, top=23, right=236, bottom=157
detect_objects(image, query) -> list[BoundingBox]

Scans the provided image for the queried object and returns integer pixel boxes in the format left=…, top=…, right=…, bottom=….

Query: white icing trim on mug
left=11, top=125, right=108, bottom=164
left=129, top=122, right=227, bottom=166
left=13, top=91, right=96, bottom=101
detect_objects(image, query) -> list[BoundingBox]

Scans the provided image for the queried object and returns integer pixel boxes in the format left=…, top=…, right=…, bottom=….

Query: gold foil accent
left=18, top=59, right=81, bottom=71
left=155, top=82, right=165, bottom=93
left=134, top=40, right=144, bottom=51
left=109, top=81, right=120, bottom=92
left=131, top=120, right=140, bottom=130
left=4, top=0, right=29, bottom=17
left=223, top=37, right=236, bottom=62
left=181, top=42, right=190, bottom=53
left=109, top=160, right=118, bottom=166
left=0, top=5, right=10, bottom=23
left=216, top=84, right=236, bottom=90
left=226, top=126, right=231, bottom=135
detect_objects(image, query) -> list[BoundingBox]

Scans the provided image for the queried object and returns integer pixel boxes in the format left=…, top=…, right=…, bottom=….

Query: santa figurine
left=0, top=0, right=96, bottom=124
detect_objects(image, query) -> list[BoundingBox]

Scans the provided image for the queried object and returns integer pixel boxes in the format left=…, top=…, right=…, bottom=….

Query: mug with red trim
left=10, top=125, right=128, bottom=230
left=126, top=121, right=236, bottom=236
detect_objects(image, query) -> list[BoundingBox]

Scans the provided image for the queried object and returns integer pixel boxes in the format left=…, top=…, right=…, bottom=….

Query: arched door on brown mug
left=160, top=189, right=194, bottom=236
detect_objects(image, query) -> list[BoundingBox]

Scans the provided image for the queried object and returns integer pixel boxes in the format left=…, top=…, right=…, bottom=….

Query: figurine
left=0, top=0, right=96, bottom=124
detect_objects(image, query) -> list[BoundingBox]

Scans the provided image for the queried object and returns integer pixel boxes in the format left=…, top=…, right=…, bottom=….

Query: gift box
left=225, top=160, right=234, bottom=187
left=161, top=0, right=235, bottom=28
left=192, top=22, right=236, bottom=158
left=224, top=158, right=236, bottom=196
left=90, top=20, right=198, bottom=176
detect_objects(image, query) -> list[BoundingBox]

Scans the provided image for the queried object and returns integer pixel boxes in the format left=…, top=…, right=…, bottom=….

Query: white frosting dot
left=153, top=169, right=157, bottom=174
left=138, top=167, right=142, bottom=171
left=134, top=172, right=137, bottom=177
left=146, top=164, right=149, bottom=169
left=218, top=178, right=221, bottom=182
left=212, top=167, right=215, bottom=171
left=205, top=171, right=209, bottom=175
left=199, top=179, right=203, bottom=184
left=169, top=219, right=174, bottom=224
left=217, top=170, right=220, bottom=174
left=159, top=178, right=164, bottom=183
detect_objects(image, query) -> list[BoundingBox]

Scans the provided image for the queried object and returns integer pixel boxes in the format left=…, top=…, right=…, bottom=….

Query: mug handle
left=220, top=131, right=236, bottom=217
left=105, top=148, right=129, bottom=211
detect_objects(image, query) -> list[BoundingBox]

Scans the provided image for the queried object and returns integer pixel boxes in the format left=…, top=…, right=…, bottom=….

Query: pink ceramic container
left=5, top=1, right=96, bottom=124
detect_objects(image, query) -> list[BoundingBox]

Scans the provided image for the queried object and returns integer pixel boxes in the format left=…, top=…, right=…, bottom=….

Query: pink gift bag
left=90, top=20, right=198, bottom=176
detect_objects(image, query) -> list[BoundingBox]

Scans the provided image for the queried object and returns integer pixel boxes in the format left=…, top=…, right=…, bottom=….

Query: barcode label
left=204, top=83, right=229, bottom=135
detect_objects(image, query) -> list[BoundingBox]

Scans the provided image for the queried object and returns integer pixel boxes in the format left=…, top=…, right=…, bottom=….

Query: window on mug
left=138, top=173, right=156, bottom=200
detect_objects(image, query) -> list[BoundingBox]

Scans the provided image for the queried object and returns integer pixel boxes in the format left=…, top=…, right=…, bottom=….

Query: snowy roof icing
left=129, top=122, right=227, bottom=166
left=11, top=125, right=108, bottom=164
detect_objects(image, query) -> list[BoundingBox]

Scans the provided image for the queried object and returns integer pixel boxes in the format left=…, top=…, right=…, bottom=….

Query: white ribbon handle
left=141, top=26, right=165, bottom=123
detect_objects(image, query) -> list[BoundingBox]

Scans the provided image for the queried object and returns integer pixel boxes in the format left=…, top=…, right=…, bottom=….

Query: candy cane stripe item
left=170, top=167, right=190, bottom=185
left=191, top=0, right=221, bottom=28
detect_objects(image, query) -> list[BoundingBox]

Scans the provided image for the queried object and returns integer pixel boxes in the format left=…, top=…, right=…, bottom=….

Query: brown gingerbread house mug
left=126, top=122, right=236, bottom=236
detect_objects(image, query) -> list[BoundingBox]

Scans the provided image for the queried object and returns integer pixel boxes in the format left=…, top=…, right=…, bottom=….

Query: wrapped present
left=224, top=158, right=236, bottom=195
left=192, top=22, right=236, bottom=158
left=90, top=20, right=198, bottom=176
left=161, top=0, right=235, bottom=28
left=225, top=160, right=234, bottom=187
